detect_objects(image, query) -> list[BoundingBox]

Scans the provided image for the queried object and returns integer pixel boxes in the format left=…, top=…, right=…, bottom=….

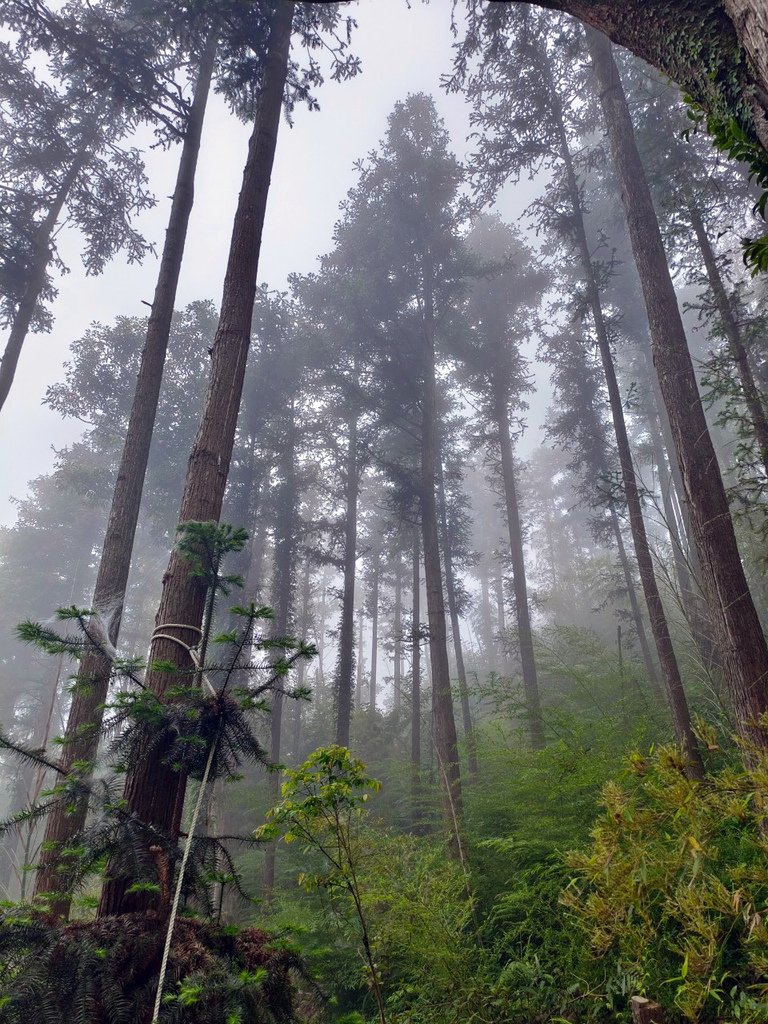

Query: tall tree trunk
left=478, top=563, right=495, bottom=672
left=420, top=250, right=463, bottom=851
left=263, top=406, right=297, bottom=897
left=609, top=504, right=663, bottom=694
left=548, top=52, right=702, bottom=773
left=0, top=146, right=90, bottom=412
left=586, top=26, right=768, bottom=755
left=411, top=528, right=422, bottom=821
left=291, top=558, right=312, bottom=760
left=33, top=37, right=219, bottom=915
left=98, top=3, right=294, bottom=918
left=393, top=555, right=402, bottom=710
left=369, top=551, right=379, bottom=710
left=437, top=458, right=478, bottom=776
left=356, top=592, right=365, bottom=710
left=335, top=408, right=359, bottom=746
left=495, top=398, right=546, bottom=750
left=687, top=200, right=768, bottom=476
left=495, top=567, right=506, bottom=633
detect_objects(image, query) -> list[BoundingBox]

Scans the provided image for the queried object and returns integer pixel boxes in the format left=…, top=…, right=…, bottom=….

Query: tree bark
left=98, top=2, right=294, bottom=918
left=393, top=554, right=403, bottom=710
left=411, top=527, right=422, bottom=821
left=549, top=52, right=702, bottom=772
left=0, top=146, right=90, bottom=412
left=355, top=591, right=365, bottom=710
left=369, top=550, right=380, bottom=710
left=335, top=407, right=359, bottom=746
left=495, top=399, right=546, bottom=750
left=586, top=25, right=768, bottom=756
left=437, top=458, right=478, bottom=776
left=291, top=558, right=312, bottom=760
left=420, top=249, right=463, bottom=850
left=33, top=34, right=218, bottom=915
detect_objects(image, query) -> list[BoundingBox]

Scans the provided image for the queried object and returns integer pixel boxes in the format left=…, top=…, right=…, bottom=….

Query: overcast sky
left=0, top=0, right=546, bottom=526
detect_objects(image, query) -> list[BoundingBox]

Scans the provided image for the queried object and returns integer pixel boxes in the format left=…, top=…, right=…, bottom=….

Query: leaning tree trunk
left=33, top=35, right=218, bottom=915
left=495, top=396, right=546, bottom=750
left=586, top=25, right=768, bottom=755
left=548, top=54, right=703, bottom=773
left=420, top=249, right=463, bottom=851
left=263, top=406, right=298, bottom=898
left=0, top=146, right=90, bottom=412
left=335, top=408, right=360, bottom=746
left=687, top=199, right=768, bottom=476
left=98, top=2, right=294, bottom=918
left=437, top=458, right=478, bottom=776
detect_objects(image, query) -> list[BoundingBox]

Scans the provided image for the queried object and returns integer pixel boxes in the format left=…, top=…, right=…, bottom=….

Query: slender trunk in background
left=0, top=146, right=90, bottom=413
left=98, top=3, right=294, bottom=918
left=687, top=200, right=768, bottom=476
left=495, top=397, right=546, bottom=750
left=586, top=26, right=768, bottom=756
left=411, top=528, right=422, bottom=821
left=263, top=404, right=297, bottom=897
left=437, top=458, right=478, bottom=776
left=34, top=40, right=219, bottom=913
left=548, top=49, right=702, bottom=772
left=369, top=550, right=379, bottom=710
left=355, top=595, right=365, bottom=710
left=335, top=404, right=360, bottom=746
left=393, top=556, right=402, bottom=710
left=478, top=565, right=495, bottom=672
left=495, top=568, right=506, bottom=633
left=609, top=505, right=662, bottom=692
left=291, top=558, right=312, bottom=760
left=315, top=578, right=329, bottom=700
left=420, top=250, right=463, bottom=851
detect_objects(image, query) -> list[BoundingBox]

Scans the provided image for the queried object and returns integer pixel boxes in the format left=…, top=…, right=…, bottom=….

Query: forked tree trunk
left=495, top=398, right=546, bottom=750
left=98, top=2, right=294, bottom=918
left=687, top=200, right=768, bottom=476
left=0, top=146, right=90, bottom=412
left=420, top=250, right=463, bottom=851
left=437, top=458, right=478, bottom=776
left=548, top=51, right=702, bottom=773
left=34, top=35, right=218, bottom=914
left=264, top=406, right=298, bottom=897
left=586, top=26, right=768, bottom=754
left=335, top=408, right=360, bottom=746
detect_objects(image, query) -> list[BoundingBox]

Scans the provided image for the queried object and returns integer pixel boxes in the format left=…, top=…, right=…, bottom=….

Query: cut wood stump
left=631, top=996, right=665, bottom=1024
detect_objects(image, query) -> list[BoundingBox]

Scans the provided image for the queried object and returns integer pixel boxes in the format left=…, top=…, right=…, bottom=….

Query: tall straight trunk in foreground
left=99, top=2, right=294, bottom=918
left=437, top=458, right=478, bottom=776
left=586, top=26, right=768, bottom=754
left=34, top=34, right=218, bottom=914
left=494, top=395, right=546, bottom=750
left=420, top=251, right=463, bottom=851
left=0, top=146, right=90, bottom=412
left=547, top=49, right=702, bottom=773
left=335, top=406, right=360, bottom=746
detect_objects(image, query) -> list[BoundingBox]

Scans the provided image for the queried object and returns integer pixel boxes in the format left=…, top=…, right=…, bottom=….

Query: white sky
left=0, top=0, right=545, bottom=526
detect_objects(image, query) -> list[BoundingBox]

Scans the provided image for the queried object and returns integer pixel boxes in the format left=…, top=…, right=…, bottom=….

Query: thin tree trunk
left=98, top=3, right=294, bottom=918
left=609, top=504, right=662, bottom=692
left=478, top=563, right=495, bottom=672
left=263, top=405, right=297, bottom=897
left=0, top=147, right=90, bottom=412
left=411, top=528, right=421, bottom=822
left=393, top=555, right=402, bottom=711
left=420, top=249, right=463, bottom=851
left=586, top=26, right=768, bottom=756
left=437, top=458, right=478, bottom=776
left=549, top=51, right=702, bottom=773
left=355, top=593, right=365, bottom=710
left=688, top=200, right=768, bottom=476
left=369, top=551, right=379, bottom=710
left=291, top=558, right=312, bottom=760
left=495, top=567, right=506, bottom=633
left=33, top=37, right=218, bottom=915
left=335, top=407, right=359, bottom=746
left=496, top=399, right=546, bottom=750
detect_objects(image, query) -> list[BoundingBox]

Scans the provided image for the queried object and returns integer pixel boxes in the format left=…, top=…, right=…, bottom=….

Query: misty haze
left=2, top=2, right=768, bottom=1023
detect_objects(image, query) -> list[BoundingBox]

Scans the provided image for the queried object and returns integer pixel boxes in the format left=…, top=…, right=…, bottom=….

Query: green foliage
left=564, top=733, right=768, bottom=1022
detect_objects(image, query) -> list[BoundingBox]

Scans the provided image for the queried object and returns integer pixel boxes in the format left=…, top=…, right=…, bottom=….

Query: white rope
left=150, top=731, right=219, bottom=1024
left=151, top=623, right=216, bottom=697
